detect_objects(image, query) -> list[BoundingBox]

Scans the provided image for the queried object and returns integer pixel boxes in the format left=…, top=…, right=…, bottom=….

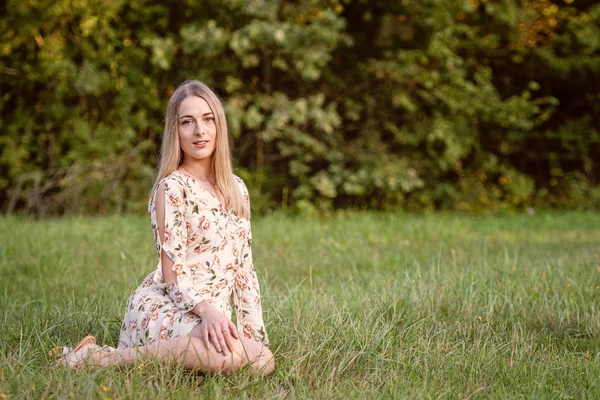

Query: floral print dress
left=117, top=170, right=268, bottom=348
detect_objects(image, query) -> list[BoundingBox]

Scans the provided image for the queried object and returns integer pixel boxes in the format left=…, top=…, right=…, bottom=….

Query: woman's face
left=178, top=95, right=217, bottom=163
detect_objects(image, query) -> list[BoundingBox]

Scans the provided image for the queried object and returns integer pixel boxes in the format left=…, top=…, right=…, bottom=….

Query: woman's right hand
left=192, top=301, right=239, bottom=355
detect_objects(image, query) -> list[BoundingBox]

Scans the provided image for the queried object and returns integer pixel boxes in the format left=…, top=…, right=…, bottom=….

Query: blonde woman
left=54, top=80, right=274, bottom=375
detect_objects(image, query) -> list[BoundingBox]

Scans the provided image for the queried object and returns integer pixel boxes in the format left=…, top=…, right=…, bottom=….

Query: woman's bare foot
left=55, top=343, right=101, bottom=369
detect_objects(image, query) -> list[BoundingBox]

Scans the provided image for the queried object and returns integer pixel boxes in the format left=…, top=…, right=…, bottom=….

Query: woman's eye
left=204, top=117, right=215, bottom=123
left=182, top=120, right=193, bottom=125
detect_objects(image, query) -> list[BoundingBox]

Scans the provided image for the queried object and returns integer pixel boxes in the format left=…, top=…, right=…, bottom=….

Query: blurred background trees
left=1, top=0, right=598, bottom=215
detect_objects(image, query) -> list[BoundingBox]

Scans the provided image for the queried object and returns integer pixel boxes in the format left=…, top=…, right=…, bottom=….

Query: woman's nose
left=194, top=121, right=203, bottom=136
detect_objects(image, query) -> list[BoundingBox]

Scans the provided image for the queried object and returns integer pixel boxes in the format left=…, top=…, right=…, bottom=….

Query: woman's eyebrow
left=179, top=112, right=214, bottom=119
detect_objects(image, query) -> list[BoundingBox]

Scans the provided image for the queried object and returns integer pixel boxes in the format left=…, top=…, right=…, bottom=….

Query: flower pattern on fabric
left=118, top=171, right=268, bottom=348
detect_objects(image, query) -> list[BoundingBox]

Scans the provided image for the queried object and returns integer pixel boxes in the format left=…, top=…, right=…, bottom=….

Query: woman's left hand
left=192, top=301, right=239, bottom=355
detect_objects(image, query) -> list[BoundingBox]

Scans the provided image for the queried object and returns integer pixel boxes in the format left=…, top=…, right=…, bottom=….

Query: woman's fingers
left=203, top=328, right=211, bottom=350
left=222, top=327, right=234, bottom=352
left=228, top=320, right=239, bottom=340
left=208, top=327, right=222, bottom=353
left=216, top=328, right=229, bottom=355
left=195, top=309, right=238, bottom=355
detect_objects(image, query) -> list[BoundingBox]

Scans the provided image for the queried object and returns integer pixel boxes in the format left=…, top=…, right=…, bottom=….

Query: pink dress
left=117, top=170, right=268, bottom=348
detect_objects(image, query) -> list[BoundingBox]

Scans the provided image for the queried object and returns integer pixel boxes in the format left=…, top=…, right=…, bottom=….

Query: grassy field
left=1, top=211, right=600, bottom=399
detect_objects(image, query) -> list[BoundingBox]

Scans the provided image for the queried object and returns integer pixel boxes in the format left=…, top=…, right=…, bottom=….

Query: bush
left=1, top=0, right=598, bottom=214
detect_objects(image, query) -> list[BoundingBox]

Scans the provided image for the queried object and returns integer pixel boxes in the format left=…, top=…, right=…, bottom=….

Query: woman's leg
left=87, top=335, right=274, bottom=375
left=87, top=337, right=236, bottom=373
left=238, top=336, right=275, bottom=375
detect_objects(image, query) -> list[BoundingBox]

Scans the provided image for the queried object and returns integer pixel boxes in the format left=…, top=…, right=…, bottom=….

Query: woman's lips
left=193, top=140, right=208, bottom=147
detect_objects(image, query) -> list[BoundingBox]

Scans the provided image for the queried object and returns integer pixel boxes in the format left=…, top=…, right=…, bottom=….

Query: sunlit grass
left=1, top=211, right=600, bottom=398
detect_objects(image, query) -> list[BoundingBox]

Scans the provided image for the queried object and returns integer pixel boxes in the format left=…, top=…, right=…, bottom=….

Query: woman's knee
left=220, top=340, right=275, bottom=375
left=251, top=348, right=275, bottom=375
left=240, top=339, right=275, bottom=375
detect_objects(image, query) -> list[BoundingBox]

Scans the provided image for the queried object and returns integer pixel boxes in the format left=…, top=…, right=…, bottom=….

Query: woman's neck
left=179, top=159, right=214, bottom=181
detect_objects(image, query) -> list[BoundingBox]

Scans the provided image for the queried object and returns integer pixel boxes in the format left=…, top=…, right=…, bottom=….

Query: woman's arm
left=154, top=179, right=204, bottom=311
left=233, top=231, right=269, bottom=346
left=154, top=180, right=180, bottom=286
left=233, top=178, right=269, bottom=346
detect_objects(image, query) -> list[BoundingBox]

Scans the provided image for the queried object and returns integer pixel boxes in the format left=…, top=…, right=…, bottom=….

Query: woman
left=54, top=80, right=274, bottom=375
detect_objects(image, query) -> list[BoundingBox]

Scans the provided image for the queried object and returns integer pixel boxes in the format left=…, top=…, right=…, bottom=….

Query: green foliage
left=0, top=0, right=598, bottom=214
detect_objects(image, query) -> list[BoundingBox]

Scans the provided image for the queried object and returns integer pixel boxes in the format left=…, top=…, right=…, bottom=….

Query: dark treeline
left=1, top=0, right=599, bottom=215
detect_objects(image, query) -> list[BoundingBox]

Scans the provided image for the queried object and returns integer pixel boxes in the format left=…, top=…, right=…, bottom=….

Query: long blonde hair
left=153, top=80, right=250, bottom=219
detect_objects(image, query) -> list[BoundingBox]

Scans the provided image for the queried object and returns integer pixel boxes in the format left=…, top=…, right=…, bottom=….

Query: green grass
left=1, top=211, right=600, bottom=399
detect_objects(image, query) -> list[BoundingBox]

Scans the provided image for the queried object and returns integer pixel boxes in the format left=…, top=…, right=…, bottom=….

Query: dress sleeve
left=233, top=179, right=269, bottom=346
left=234, top=231, right=269, bottom=346
left=154, top=178, right=205, bottom=312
